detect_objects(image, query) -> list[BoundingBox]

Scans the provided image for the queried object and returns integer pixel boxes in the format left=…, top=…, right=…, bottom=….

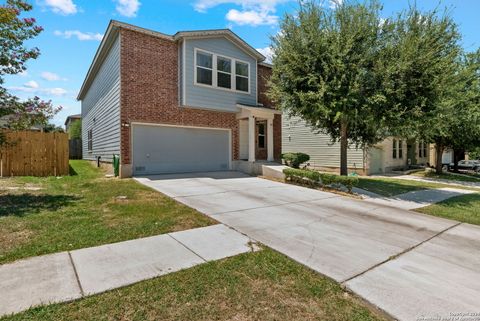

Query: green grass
left=356, top=177, right=444, bottom=197
left=0, top=160, right=216, bottom=264
left=416, top=193, right=480, bottom=225
left=0, top=248, right=386, bottom=321
left=412, top=171, right=480, bottom=183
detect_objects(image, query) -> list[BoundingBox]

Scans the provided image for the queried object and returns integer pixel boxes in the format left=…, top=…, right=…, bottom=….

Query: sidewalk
left=353, top=187, right=476, bottom=210
left=0, top=224, right=256, bottom=318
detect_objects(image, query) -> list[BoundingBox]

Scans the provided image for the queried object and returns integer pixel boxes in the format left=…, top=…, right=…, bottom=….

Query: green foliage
left=270, top=0, right=391, bottom=175
left=0, top=1, right=61, bottom=146
left=283, top=168, right=358, bottom=192
left=282, top=152, right=310, bottom=168
left=68, top=120, right=82, bottom=139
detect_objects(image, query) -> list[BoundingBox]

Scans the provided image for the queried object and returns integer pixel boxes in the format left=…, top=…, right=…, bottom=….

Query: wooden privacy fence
left=0, top=130, right=69, bottom=177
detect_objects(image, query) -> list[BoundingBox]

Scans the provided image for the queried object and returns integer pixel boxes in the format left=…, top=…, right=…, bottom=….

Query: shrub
left=283, top=168, right=359, bottom=192
left=282, top=152, right=310, bottom=168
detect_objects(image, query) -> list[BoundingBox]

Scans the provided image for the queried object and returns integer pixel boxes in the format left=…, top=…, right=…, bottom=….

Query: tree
left=269, top=0, right=394, bottom=175
left=382, top=7, right=463, bottom=174
left=68, top=120, right=82, bottom=139
left=0, top=1, right=60, bottom=145
left=444, top=50, right=480, bottom=172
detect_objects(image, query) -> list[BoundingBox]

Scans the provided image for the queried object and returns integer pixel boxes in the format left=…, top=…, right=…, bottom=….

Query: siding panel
left=282, top=116, right=365, bottom=170
left=184, top=37, right=257, bottom=111
left=81, top=36, right=121, bottom=162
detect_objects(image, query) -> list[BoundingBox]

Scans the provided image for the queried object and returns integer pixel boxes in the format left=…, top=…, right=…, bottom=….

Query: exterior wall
left=257, top=64, right=281, bottom=161
left=183, top=37, right=257, bottom=111
left=119, top=29, right=240, bottom=173
left=282, top=115, right=365, bottom=171
left=81, top=35, right=121, bottom=162
left=370, top=138, right=407, bottom=172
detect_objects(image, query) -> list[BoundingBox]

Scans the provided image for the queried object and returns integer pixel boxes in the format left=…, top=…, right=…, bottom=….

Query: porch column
left=248, top=115, right=256, bottom=162
left=267, top=117, right=274, bottom=161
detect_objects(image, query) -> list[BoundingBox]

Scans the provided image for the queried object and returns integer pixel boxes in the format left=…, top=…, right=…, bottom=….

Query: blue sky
left=3, top=0, right=480, bottom=128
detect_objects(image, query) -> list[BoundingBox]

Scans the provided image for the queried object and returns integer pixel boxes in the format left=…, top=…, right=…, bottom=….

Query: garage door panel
left=133, top=125, right=230, bottom=175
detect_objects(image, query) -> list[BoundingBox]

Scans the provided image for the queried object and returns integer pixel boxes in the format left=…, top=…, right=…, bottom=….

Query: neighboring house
left=64, top=114, right=81, bottom=132
left=77, top=20, right=281, bottom=178
left=283, top=116, right=430, bottom=175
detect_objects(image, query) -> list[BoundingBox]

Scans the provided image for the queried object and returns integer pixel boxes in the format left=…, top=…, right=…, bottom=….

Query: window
left=392, top=139, right=397, bottom=159
left=194, top=48, right=249, bottom=93
left=235, top=61, right=249, bottom=92
left=257, top=122, right=266, bottom=149
left=196, top=51, right=213, bottom=86
left=398, top=140, right=403, bottom=159
left=87, top=129, right=93, bottom=152
left=423, top=143, right=427, bottom=158
left=418, top=142, right=423, bottom=158
left=217, top=56, right=232, bottom=89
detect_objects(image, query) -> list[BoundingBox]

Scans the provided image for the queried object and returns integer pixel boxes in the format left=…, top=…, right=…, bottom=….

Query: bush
left=282, top=152, right=310, bottom=168
left=283, top=168, right=359, bottom=192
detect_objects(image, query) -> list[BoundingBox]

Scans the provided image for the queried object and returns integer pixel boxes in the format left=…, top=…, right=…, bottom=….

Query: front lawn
left=1, top=248, right=386, bottom=321
left=0, top=160, right=216, bottom=264
left=412, top=171, right=480, bottom=183
left=356, top=177, right=443, bottom=197
left=416, top=193, right=480, bottom=225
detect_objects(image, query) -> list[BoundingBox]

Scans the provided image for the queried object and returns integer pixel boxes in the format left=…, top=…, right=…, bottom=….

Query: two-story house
left=77, top=21, right=281, bottom=177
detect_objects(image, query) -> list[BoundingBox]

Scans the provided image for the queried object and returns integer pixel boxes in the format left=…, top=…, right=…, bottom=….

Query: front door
left=255, top=120, right=267, bottom=160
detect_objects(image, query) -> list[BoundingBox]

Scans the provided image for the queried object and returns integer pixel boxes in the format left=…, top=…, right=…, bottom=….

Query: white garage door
left=132, top=124, right=230, bottom=175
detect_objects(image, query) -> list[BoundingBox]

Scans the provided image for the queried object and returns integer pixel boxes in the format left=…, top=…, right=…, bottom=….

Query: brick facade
left=119, top=27, right=281, bottom=170
left=257, top=63, right=282, bottom=160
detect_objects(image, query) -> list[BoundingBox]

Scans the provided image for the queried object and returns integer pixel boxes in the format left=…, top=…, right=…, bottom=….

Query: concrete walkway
left=0, top=224, right=255, bottom=317
left=136, top=172, right=480, bottom=321
left=353, top=186, right=476, bottom=210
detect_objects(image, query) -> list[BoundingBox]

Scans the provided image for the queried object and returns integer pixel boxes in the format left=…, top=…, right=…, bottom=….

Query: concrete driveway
left=135, top=171, right=480, bottom=321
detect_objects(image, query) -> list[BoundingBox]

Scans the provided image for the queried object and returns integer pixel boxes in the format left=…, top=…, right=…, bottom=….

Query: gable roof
left=77, top=20, right=266, bottom=100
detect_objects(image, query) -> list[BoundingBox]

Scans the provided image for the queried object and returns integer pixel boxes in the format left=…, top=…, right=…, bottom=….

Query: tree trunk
left=453, top=149, right=460, bottom=173
left=435, top=143, right=444, bottom=174
left=340, top=120, right=348, bottom=176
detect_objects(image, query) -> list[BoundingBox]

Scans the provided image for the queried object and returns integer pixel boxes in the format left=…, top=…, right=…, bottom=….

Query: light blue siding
left=183, top=37, right=257, bottom=112
left=282, top=116, right=366, bottom=170
left=81, top=35, right=121, bottom=162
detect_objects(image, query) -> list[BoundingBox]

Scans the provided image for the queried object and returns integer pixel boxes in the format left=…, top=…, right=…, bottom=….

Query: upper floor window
left=217, top=56, right=232, bottom=89
left=196, top=51, right=213, bottom=86
left=194, top=48, right=250, bottom=93
left=235, top=61, right=249, bottom=92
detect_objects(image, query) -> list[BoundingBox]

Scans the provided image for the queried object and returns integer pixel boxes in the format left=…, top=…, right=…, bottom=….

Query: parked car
left=448, top=160, right=480, bottom=172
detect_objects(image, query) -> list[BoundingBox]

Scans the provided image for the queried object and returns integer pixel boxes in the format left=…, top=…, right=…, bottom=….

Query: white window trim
left=194, top=47, right=251, bottom=95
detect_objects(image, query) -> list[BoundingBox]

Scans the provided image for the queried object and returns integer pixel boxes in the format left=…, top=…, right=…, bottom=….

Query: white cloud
left=54, top=30, right=103, bottom=41
left=256, top=46, right=274, bottom=63
left=7, top=85, right=68, bottom=97
left=24, top=80, right=39, bottom=89
left=329, top=0, right=343, bottom=9
left=226, top=9, right=277, bottom=26
left=193, top=0, right=287, bottom=26
left=115, top=0, right=140, bottom=17
left=44, top=0, right=77, bottom=15
left=18, top=70, right=29, bottom=77
left=41, top=71, right=66, bottom=81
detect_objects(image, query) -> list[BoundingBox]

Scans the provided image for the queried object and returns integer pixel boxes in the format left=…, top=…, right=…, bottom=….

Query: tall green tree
left=381, top=7, right=463, bottom=173
left=68, top=120, right=82, bottom=139
left=439, top=50, right=480, bottom=172
left=269, top=0, right=395, bottom=175
left=0, top=1, right=60, bottom=145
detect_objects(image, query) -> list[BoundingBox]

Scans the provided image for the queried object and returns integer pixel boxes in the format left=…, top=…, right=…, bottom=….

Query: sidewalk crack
left=68, top=251, right=85, bottom=297
left=167, top=234, right=208, bottom=262
left=341, top=222, right=462, bottom=284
